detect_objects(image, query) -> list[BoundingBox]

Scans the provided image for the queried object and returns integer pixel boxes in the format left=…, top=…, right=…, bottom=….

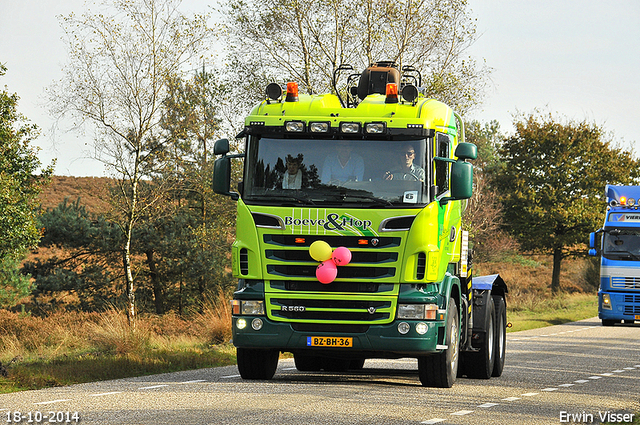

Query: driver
left=384, top=143, right=425, bottom=182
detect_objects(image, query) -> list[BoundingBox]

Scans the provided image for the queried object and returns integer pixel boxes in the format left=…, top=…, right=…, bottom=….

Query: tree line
left=1, top=0, right=639, bottom=318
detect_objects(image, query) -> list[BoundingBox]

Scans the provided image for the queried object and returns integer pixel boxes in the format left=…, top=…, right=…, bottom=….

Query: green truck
left=213, top=62, right=507, bottom=387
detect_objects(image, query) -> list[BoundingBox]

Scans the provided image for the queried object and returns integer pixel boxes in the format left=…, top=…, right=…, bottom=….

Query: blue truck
left=589, top=185, right=640, bottom=326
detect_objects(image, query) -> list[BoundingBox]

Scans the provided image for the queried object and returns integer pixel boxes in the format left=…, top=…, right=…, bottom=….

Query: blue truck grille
left=623, top=295, right=640, bottom=315
left=611, top=277, right=640, bottom=290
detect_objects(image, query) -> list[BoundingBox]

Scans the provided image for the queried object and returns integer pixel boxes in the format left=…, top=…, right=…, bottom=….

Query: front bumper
left=232, top=316, right=445, bottom=356
left=598, top=290, right=640, bottom=321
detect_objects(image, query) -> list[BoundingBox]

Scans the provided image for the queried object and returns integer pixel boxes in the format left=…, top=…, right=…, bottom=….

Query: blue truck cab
left=589, top=185, right=640, bottom=326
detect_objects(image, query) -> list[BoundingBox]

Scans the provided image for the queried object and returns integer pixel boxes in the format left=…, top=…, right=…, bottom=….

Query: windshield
left=243, top=137, right=429, bottom=207
left=602, top=229, right=640, bottom=261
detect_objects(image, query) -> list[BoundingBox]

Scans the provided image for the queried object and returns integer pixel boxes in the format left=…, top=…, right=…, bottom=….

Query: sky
left=1, top=0, right=639, bottom=177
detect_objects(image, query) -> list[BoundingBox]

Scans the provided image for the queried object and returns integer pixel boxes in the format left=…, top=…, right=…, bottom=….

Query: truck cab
left=589, top=185, right=640, bottom=326
left=213, top=62, right=507, bottom=387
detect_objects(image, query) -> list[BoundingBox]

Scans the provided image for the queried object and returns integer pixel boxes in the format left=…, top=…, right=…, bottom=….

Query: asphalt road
left=0, top=317, right=638, bottom=425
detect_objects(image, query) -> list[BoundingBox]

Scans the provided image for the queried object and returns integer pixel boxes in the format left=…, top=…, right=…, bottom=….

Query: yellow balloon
left=309, top=240, right=332, bottom=262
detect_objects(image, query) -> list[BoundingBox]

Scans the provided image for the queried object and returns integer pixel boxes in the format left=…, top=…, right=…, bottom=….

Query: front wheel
left=418, top=297, right=459, bottom=388
left=237, top=348, right=279, bottom=380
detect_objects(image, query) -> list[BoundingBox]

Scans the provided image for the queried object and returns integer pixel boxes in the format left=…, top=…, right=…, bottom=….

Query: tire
left=237, top=348, right=279, bottom=380
left=418, top=297, right=459, bottom=388
left=491, top=296, right=506, bottom=377
left=294, top=353, right=322, bottom=371
left=602, top=320, right=616, bottom=326
left=623, top=320, right=635, bottom=324
left=466, top=296, right=495, bottom=379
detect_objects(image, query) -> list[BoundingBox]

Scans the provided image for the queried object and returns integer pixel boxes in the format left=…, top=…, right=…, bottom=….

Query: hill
left=39, top=176, right=112, bottom=214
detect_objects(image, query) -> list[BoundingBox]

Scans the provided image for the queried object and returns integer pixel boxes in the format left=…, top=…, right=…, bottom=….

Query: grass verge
left=507, top=292, right=598, bottom=332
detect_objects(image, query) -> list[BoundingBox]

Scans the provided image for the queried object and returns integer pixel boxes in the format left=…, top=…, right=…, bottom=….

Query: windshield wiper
left=606, top=249, right=640, bottom=261
left=247, top=194, right=316, bottom=205
left=340, top=193, right=394, bottom=206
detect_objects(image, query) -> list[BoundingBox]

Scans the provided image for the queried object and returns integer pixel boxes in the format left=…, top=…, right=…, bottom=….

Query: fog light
left=415, top=322, right=428, bottom=335
left=236, top=318, right=247, bottom=329
left=251, top=318, right=264, bottom=331
left=397, top=322, right=410, bottom=334
left=602, top=293, right=612, bottom=310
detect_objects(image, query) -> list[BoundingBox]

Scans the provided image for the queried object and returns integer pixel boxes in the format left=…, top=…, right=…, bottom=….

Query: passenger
left=282, top=155, right=303, bottom=189
left=321, top=141, right=364, bottom=184
left=383, top=143, right=425, bottom=182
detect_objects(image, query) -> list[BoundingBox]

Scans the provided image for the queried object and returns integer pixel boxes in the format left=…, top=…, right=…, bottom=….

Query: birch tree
left=49, top=0, right=213, bottom=324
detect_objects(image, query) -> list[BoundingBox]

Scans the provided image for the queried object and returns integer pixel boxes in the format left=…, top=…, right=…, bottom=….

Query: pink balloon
left=332, top=246, right=352, bottom=266
left=316, top=260, right=338, bottom=284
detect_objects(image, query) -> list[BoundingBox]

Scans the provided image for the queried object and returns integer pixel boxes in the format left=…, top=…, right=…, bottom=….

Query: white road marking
left=521, top=392, right=539, bottom=397
left=601, top=373, right=613, bottom=376
left=478, top=403, right=499, bottom=408
left=541, top=388, right=558, bottom=391
left=574, top=380, right=589, bottom=383
left=180, top=380, right=206, bottom=384
left=34, top=399, right=71, bottom=405
left=558, top=383, right=574, bottom=387
left=221, top=374, right=241, bottom=379
left=139, top=385, right=169, bottom=390
left=612, top=370, right=625, bottom=373
left=421, top=419, right=445, bottom=424
left=451, top=410, right=474, bottom=416
left=90, top=392, right=122, bottom=397
left=588, top=376, right=602, bottom=380
left=502, top=397, right=520, bottom=401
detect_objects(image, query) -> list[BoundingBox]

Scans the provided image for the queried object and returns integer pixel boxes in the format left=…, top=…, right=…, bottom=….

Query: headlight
left=231, top=300, right=265, bottom=315
left=397, top=304, right=437, bottom=320
left=601, top=294, right=612, bottom=310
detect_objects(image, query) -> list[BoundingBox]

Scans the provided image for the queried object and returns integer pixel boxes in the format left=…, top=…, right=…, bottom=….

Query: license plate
left=636, top=315, right=640, bottom=320
left=307, top=336, right=353, bottom=348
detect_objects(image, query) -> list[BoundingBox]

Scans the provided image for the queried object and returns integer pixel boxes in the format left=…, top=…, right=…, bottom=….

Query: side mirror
left=450, top=160, right=473, bottom=200
left=213, top=156, right=239, bottom=200
left=455, top=142, right=477, bottom=161
left=214, top=138, right=230, bottom=156
left=589, top=232, right=596, bottom=250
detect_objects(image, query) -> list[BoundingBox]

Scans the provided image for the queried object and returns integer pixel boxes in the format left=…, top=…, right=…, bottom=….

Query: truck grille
left=623, top=295, right=640, bottom=315
left=611, top=277, right=640, bottom=290
left=262, top=233, right=401, bottom=324
left=266, top=294, right=395, bottom=324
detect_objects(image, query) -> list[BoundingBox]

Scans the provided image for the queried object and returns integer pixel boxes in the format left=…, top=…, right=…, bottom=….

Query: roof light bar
left=310, top=122, right=330, bottom=133
left=340, top=122, right=361, bottom=134
left=285, top=121, right=304, bottom=132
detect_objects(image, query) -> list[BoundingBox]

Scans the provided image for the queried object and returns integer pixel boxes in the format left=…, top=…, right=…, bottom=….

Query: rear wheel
left=418, top=297, right=459, bottom=388
left=237, top=348, right=279, bottom=380
left=492, top=296, right=506, bottom=377
left=465, top=296, right=495, bottom=379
